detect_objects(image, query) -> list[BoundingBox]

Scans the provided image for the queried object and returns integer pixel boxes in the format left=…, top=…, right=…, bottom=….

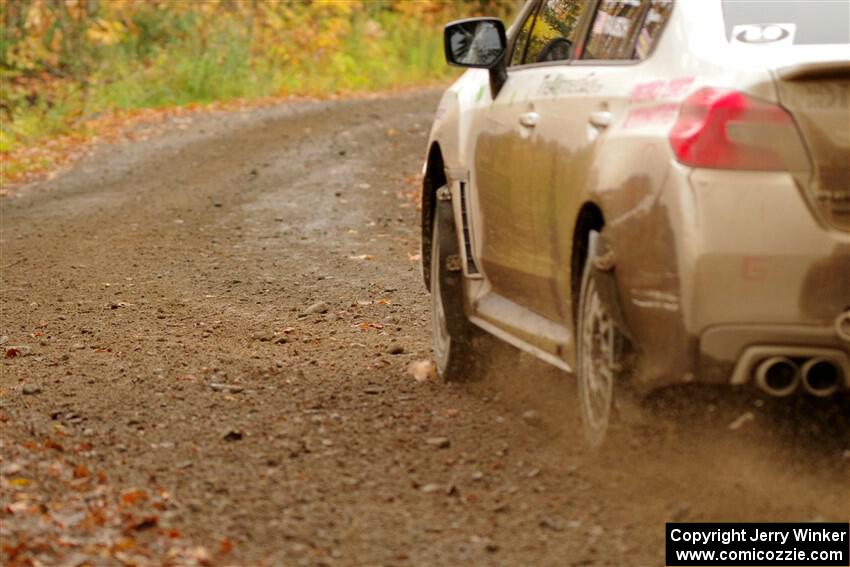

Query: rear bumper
left=698, top=323, right=850, bottom=387
left=612, top=165, right=850, bottom=392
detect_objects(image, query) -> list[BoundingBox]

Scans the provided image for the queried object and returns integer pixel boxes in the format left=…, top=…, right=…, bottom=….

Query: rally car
left=421, top=0, right=850, bottom=445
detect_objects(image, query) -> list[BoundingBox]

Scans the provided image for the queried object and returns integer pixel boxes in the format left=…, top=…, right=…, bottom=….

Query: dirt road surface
left=2, top=90, right=848, bottom=566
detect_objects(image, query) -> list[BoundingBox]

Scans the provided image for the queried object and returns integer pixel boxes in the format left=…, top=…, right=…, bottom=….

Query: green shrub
left=0, top=1, right=515, bottom=161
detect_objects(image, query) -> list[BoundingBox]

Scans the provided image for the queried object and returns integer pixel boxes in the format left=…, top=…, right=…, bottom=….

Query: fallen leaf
left=6, top=501, right=30, bottom=514
left=126, top=515, right=158, bottom=532
left=121, top=489, right=148, bottom=506
left=5, top=348, right=21, bottom=358
left=113, top=537, right=136, bottom=551
left=43, top=438, right=64, bottom=451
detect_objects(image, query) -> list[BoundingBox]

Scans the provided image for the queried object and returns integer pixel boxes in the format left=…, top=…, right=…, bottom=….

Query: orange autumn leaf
left=121, top=489, right=148, bottom=506
left=113, top=537, right=136, bottom=552
left=126, top=515, right=159, bottom=532
left=43, top=438, right=64, bottom=451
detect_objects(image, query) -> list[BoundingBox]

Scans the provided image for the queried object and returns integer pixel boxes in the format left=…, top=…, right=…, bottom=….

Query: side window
left=582, top=1, right=650, bottom=60
left=522, top=0, right=589, bottom=65
left=581, top=0, right=673, bottom=61
left=510, top=4, right=540, bottom=66
left=633, top=1, right=673, bottom=59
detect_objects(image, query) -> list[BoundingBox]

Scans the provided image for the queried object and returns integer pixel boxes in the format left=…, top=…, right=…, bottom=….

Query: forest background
left=0, top=0, right=516, bottom=184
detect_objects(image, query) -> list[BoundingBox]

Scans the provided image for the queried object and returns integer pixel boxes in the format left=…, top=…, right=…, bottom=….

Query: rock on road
left=1, top=91, right=847, bottom=566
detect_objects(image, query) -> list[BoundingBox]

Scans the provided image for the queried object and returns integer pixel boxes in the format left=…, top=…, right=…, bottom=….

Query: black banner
left=666, top=523, right=849, bottom=566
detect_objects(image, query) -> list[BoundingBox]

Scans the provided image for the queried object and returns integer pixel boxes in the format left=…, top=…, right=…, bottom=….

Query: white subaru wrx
left=421, top=0, right=850, bottom=446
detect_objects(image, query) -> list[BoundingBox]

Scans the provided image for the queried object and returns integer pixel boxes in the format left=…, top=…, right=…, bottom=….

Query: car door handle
left=519, top=112, right=539, bottom=128
left=588, top=111, right=612, bottom=130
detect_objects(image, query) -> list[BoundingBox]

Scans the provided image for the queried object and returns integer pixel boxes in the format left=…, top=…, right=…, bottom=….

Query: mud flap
left=586, top=230, right=633, bottom=344
left=435, top=195, right=470, bottom=338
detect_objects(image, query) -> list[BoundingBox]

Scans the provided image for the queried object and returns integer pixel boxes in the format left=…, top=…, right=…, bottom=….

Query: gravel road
left=1, top=90, right=848, bottom=566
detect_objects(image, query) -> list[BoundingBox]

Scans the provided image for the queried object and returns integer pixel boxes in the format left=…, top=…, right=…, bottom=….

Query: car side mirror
left=444, top=18, right=508, bottom=99
left=444, top=18, right=507, bottom=68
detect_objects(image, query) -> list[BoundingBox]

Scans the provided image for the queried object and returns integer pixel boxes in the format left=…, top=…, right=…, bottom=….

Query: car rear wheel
left=430, top=194, right=486, bottom=382
left=576, top=242, right=626, bottom=447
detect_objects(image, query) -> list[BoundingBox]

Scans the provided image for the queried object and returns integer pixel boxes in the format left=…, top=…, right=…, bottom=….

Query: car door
left=531, top=0, right=676, bottom=331
left=473, top=0, right=591, bottom=319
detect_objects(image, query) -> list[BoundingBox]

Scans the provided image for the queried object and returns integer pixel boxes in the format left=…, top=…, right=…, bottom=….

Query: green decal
left=475, top=85, right=486, bottom=102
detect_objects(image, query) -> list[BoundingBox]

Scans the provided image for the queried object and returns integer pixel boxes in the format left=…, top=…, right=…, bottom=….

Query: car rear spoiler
left=776, top=60, right=850, bottom=81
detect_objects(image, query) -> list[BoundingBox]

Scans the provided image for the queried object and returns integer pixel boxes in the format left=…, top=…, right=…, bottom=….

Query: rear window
left=722, top=0, right=850, bottom=45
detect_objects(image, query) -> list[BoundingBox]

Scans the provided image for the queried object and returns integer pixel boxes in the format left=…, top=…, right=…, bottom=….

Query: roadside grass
left=0, top=9, right=460, bottom=187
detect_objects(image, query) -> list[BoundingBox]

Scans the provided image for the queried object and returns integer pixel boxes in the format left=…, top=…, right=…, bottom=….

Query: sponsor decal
left=622, top=103, right=678, bottom=128
left=740, top=256, right=768, bottom=281
left=630, top=77, right=694, bottom=102
left=592, top=10, right=631, bottom=39
left=731, top=23, right=796, bottom=46
left=538, top=72, right=603, bottom=97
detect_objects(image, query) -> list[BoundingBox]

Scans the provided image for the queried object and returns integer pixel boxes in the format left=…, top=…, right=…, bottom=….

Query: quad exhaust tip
left=754, top=356, right=800, bottom=397
left=801, top=357, right=841, bottom=397
left=754, top=356, right=845, bottom=397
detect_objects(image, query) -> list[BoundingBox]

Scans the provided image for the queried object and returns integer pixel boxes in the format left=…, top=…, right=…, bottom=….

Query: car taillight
left=669, top=88, right=801, bottom=170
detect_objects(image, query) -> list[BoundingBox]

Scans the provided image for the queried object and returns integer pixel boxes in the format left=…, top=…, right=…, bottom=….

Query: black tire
left=575, top=231, right=628, bottom=447
left=430, top=194, right=487, bottom=382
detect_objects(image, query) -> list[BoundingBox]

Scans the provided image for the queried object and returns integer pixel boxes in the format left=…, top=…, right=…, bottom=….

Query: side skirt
left=468, top=314, right=573, bottom=374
